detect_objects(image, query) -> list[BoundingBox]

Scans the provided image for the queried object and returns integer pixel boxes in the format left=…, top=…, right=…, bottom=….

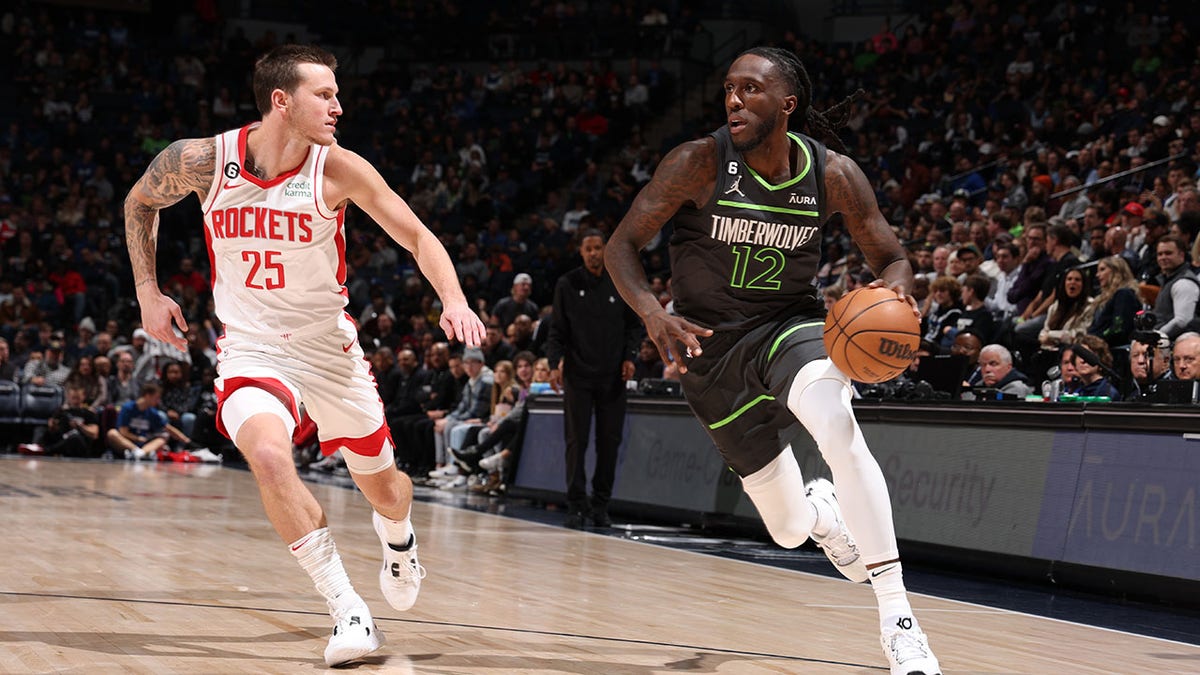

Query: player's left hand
left=868, top=278, right=920, bottom=317
left=440, top=302, right=486, bottom=347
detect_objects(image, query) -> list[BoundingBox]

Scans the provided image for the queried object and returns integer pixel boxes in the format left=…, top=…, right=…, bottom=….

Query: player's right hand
left=138, top=290, right=189, bottom=351
left=643, top=311, right=713, bottom=374
left=440, top=302, right=486, bottom=347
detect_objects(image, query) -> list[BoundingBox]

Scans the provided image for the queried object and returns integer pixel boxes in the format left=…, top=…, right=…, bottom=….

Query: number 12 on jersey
left=242, top=250, right=285, bottom=289
left=729, top=245, right=784, bottom=290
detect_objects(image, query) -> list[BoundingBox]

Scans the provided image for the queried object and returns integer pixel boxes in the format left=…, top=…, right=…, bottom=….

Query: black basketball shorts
left=679, top=316, right=827, bottom=476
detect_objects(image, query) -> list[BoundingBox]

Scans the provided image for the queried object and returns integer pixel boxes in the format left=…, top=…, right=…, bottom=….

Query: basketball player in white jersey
left=124, top=45, right=486, bottom=666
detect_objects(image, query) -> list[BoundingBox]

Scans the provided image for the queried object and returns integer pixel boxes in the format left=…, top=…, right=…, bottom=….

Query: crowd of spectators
left=4, top=1, right=1200, bottom=472
left=795, top=2, right=1200, bottom=403
left=0, top=2, right=680, bottom=477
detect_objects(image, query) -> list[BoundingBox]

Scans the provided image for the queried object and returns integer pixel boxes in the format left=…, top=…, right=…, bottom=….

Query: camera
left=858, top=378, right=942, bottom=401
left=637, top=378, right=682, bottom=398
left=1134, top=310, right=1157, bottom=332
left=1132, top=310, right=1167, bottom=353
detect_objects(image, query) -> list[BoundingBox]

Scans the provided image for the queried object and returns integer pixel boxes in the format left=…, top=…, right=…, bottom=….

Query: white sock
left=289, top=527, right=363, bottom=616
left=375, top=510, right=413, bottom=548
left=870, top=562, right=914, bottom=627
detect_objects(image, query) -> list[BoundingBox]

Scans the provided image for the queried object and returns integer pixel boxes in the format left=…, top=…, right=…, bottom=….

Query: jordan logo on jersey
left=283, top=179, right=313, bottom=198
left=725, top=175, right=745, bottom=197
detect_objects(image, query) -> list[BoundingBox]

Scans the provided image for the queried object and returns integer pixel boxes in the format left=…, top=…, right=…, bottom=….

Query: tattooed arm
left=124, top=138, right=215, bottom=350
left=606, top=138, right=716, bottom=372
left=825, top=150, right=919, bottom=315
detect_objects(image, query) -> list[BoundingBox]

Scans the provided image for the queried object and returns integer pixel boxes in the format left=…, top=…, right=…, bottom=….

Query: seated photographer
left=971, top=344, right=1033, bottom=399
left=1129, top=331, right=1173, bottom=400
left=1069, top=336, right=1122, bottom=400
left=37, top=384, right=101, bottom=457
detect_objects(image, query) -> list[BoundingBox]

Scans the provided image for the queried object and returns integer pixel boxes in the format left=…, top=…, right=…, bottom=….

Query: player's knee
left=240, top=433, right=292, bottom=466
left=742, top=450, right=815, bottom=548
left=805, top=402, right=857, bottom=450
left=788, top=359, right=848, bottom=415
left=224, top=387, right=296, bottom=447
left=792, top=389, right=859, bottom=446
left=329, top=427, right=396, bottom=475
left=790, top=379, right=855, bottom=446
left=790, top=358, right=850, bottom=393
left=767, top=523, right=810, bottom=549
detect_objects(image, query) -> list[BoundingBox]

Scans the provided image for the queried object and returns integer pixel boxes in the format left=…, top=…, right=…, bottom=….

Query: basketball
left=823, top=286, right=920, bottom=383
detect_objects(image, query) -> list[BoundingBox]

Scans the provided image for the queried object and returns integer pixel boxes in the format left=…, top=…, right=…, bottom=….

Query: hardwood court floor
left=1, top=457, right=1197, bottom=674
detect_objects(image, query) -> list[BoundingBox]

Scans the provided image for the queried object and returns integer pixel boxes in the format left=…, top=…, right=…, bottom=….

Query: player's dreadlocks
left=741, top=46, right=864, bottom=154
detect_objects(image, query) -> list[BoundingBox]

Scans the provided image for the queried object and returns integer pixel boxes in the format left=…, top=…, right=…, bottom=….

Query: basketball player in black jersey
left=605, top=47, right=942, bottom=675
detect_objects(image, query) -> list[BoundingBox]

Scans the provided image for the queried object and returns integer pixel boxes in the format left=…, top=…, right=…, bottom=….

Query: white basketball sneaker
left=880, top=616, right=941, bottom=675
left=372, top=511, right=426, bottom=611
left=324, top=603, right=384, bottom=667
left=804, top=478, right=869, bottom=583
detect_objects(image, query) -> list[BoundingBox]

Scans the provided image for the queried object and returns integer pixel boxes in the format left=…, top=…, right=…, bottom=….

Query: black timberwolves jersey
left=669, top=127, right=827, bottom=332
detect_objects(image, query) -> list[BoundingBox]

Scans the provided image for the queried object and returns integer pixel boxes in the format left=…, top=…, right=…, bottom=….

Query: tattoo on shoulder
left=825, top=152, right=872, bottom=224
left=824, top=150, right=898, bottom=269
left=626, top=139, right=715, bottom=238
left=139, top=139, right=216, bottom=207
left=672, top=139, right=717, bottom=205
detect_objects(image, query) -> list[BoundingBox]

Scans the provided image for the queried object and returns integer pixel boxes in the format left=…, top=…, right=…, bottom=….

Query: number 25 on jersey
left=242, top=250, right=285, bottom=289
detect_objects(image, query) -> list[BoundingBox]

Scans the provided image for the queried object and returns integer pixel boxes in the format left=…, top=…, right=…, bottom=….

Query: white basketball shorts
left=213, top=313, right=392, bottom=462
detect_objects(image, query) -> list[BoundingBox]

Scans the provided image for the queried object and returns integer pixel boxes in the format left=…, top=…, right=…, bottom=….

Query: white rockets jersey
left=202, top=124, right=348, bottom=342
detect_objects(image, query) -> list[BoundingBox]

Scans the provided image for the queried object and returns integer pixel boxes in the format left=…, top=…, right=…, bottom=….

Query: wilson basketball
left=823, top=286, right=920, bottom=383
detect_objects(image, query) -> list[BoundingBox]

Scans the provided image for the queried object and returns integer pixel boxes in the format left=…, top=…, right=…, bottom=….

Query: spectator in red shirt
left=870, top=20, right=899, bottom=54
left=49, top=260, right=87, bottom=327
left=576, top=105, right=609, bottom=138
left=168, top=257, right=208, bottom=296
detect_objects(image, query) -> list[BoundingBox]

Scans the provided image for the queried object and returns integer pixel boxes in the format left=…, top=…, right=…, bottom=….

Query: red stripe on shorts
left=214, top=376, right=300, bottom=440
left=319, top=422, right=393, bottom=458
